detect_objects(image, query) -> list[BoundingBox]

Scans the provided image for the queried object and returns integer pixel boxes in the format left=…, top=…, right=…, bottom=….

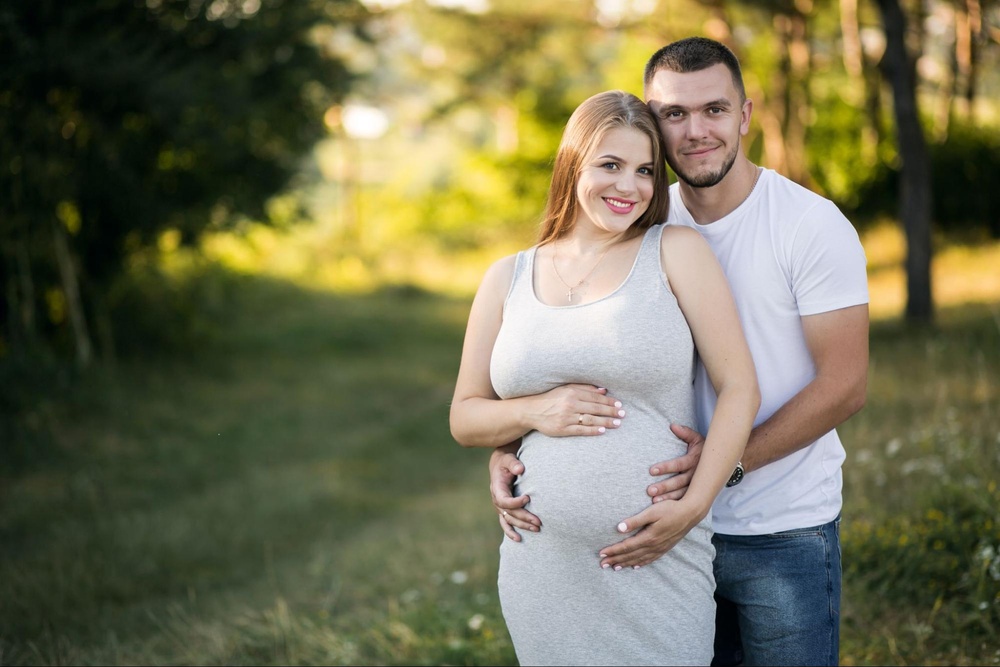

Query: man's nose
left=686, top=115, right=709, bottom=139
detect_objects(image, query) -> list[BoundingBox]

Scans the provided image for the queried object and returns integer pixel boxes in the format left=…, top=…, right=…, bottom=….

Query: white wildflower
left=886, top=438, right=902, bottom=457
left=467, top=613, right=485, bottom=631
left=450, top=570, right=468, bottom=584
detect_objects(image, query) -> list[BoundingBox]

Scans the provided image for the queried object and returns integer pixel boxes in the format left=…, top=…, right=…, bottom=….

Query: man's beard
left=667, top=140, right=740, bottom=188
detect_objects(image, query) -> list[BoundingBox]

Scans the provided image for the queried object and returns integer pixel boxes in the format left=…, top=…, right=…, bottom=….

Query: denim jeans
left=710, top=517, right=842, bottom=667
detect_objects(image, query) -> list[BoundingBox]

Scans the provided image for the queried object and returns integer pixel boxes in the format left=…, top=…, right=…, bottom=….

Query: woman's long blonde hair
left=538, top=90, right=669, bottom=245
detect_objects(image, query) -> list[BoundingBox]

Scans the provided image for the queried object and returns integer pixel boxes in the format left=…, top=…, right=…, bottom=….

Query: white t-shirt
left=668, top=169, right=869, bottom=536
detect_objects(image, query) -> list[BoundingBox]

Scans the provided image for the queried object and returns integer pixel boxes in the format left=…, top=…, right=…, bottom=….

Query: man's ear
left=740, top=98, right=753, bottom=136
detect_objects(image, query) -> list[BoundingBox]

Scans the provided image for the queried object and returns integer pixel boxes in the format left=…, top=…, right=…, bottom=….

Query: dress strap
left=631, top=224, right=666, bottom=282
left=502, top=247, right=537, bottom=315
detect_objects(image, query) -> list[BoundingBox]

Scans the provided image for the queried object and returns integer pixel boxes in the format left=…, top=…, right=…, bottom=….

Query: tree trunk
left=13, top=236, right=38, bottom=349
left=52, top=219, right=93, bottom=367
left=876, top=0, right=934, bottom=323
left=840, top=0, right=882, bottom=162
left=785, top=2, right=813, bottom=188
left=954, top=1, right=972, bottom=119
left=767, top=5, right=813, bottom=188
left=840, top=0, right=864, bottom=79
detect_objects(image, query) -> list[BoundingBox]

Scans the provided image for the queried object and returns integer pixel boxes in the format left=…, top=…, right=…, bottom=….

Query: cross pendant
left=566, top=289, right=574, bottom=303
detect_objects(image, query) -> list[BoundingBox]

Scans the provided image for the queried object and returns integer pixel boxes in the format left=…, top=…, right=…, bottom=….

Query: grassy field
left=1, top=225, right=999, bottom=665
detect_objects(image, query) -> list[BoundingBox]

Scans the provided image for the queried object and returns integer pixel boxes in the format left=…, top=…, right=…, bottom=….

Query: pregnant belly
left=514, top=428, right=685, bottom=547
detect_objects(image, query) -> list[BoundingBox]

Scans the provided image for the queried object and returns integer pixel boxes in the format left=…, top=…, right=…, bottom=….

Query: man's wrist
left=725, top=461, right=745, bottom=487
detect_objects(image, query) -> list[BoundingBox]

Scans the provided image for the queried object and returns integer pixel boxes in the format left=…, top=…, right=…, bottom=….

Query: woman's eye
left=601, top=162, right=620, bottom=170
left=637, top=167, right=653, bottom=176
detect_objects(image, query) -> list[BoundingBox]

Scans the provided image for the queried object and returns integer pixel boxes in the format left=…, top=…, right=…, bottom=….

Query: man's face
left=644, top=63, right=751, bottom=188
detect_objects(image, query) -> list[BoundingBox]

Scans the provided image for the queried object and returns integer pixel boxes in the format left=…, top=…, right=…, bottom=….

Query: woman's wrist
left=517, top=394, right=542, bottom=434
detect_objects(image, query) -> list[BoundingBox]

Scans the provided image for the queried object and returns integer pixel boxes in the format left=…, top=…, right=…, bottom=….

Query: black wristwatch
left=726, top=461, right=745, bottom=487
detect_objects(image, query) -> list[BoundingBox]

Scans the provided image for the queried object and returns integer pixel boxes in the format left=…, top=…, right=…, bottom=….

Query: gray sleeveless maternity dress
left=491, top=224, right=715, bottom=666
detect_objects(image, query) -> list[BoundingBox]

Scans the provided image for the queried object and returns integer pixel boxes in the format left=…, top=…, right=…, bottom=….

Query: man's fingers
left=501, top=508, right=540, bottom=531
left=669, top=422, right=705, bottom=445
left=498, top=514, right=521, bottom=542
left=498, top=453, right=524, bottom=477
left=647, top=470, right=693, bottom=499
left=493, top=487, right=530, bottom=508
left=648, top=452, right=696, bottom=477
left=653, top=488, right=687, bottom=502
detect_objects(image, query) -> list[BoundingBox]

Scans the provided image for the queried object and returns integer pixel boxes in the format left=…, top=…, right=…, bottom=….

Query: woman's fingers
left=566, top=393, right=626, bottom=435
left=572, top=412, right=621, bottom=436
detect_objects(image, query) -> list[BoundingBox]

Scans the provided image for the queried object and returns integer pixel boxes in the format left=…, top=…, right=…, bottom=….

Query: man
left=490, top=37, right=869, bottom=666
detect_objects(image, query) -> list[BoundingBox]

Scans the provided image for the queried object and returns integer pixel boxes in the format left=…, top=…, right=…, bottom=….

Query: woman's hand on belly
left=523, top=384, right=626, bottom=437
left=596, top=497, right=709, bottom=570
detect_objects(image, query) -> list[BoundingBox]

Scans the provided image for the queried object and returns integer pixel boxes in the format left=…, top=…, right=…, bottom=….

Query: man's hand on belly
left=645, top=423, right=705, bottom=502
left=490, top=445, right=541, bottom=541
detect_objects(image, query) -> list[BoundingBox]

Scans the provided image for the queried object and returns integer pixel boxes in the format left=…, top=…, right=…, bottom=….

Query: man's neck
left=678, top=156, right=760, bottom=225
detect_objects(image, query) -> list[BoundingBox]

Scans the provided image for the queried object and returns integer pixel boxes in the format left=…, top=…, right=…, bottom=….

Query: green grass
left=0, top=272, right=515, bottom=665
left=1, top=265, right=998, bottom=665
left=840, top=306, right=1000, bottom=666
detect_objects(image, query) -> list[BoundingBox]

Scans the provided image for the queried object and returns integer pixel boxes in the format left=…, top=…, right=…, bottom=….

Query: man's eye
left=708, top=107, right=724, bottom=114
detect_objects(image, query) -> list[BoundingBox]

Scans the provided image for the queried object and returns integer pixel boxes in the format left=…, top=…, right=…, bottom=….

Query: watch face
left=726, top=465, right=744, bottom=487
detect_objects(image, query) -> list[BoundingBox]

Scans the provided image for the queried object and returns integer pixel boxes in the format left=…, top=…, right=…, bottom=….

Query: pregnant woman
left=450, top=90, right=759, bottom=666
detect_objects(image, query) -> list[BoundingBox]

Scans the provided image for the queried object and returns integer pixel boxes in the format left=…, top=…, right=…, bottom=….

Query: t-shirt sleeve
left=789, top=199, right=869, bottom=317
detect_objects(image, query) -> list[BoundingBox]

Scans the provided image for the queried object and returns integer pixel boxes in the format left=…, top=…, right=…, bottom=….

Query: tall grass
left=1, top=226, right=998, bottom=665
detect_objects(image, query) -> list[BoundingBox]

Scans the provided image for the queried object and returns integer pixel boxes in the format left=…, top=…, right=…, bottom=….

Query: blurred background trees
left=2, top=0, right=999, bottom=368
left=1, top=0, right=368, bottom=366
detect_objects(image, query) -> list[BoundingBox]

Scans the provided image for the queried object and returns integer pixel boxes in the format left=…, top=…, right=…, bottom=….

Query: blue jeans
left=711, top=517, right=842, bottom=666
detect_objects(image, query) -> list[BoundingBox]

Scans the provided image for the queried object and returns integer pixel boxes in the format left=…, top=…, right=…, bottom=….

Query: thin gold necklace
left=736, top=166, right=762, bottom=210
left=550, top=241, right=614, bottom=304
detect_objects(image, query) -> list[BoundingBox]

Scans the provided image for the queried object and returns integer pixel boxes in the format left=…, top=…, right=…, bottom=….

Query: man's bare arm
left=647, top=303, right=869, bottom=500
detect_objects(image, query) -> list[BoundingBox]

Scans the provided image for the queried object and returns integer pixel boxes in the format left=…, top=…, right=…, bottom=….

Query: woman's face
left=574, top=126, right=655, bottom=235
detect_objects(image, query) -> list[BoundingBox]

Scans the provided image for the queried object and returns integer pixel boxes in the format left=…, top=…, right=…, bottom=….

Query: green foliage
left=0, top=0, right=368, bottom=357
left=840, top=304, right=1000, bottom=662
left=931, top=122, right=1000, bottom=238
left=805, top=84, right=888, bottom=210
left=852, top=118, right=1000, bottom=236
left=844, top=481, right=1000, bottom=634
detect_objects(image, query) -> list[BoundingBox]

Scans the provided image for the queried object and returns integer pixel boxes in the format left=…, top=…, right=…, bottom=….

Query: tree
left=0, top=0, right=369, bottom=363
left=875, top=0, right=934, bottom=323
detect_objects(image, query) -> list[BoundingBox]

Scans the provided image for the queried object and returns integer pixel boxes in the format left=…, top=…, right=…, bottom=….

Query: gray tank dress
left=491, top=224, right=715, bottom=666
